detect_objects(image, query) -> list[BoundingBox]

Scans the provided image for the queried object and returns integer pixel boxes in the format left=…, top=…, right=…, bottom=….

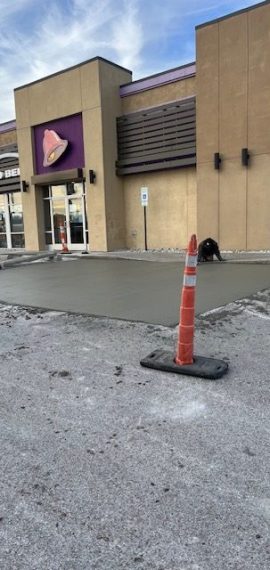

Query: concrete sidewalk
left=1, top=248, right=270, bottom=264
left=71, top=248, right=270, bottom=263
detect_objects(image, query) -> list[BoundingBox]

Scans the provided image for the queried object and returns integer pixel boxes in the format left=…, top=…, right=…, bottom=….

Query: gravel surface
left=0, top=291, right=270, bottom=569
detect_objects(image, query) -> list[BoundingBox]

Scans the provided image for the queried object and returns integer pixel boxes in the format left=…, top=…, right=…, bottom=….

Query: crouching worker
left=197, top=237, right=225, bottom=262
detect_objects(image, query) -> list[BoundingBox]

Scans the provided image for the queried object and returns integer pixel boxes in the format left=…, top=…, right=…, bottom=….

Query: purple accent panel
left=0, top=120, right=16, bottom=133
left=120, top=64, right=196, bottom=97
left=33, top=113, right=85, bottom=175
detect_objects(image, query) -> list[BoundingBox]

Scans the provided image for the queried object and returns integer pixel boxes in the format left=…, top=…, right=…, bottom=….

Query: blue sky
left=0, top=0, right=263, bottom=122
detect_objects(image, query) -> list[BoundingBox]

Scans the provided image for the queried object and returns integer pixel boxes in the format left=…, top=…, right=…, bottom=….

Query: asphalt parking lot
left=0, top=257, right=269, bottom=324
left=0, top=255, right=270, bottom=569
left=0, top=288, right=270, bottom=570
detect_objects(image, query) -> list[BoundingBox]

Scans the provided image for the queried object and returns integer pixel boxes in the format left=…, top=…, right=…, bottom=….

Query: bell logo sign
left=43, top=129, right=68, bottom=167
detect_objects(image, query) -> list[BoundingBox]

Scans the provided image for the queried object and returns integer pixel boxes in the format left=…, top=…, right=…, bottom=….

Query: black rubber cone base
left=140, top=349, right=228, bottom=380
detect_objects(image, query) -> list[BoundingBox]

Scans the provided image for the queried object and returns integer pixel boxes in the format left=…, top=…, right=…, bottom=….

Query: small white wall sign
left=140, top=186, right=148, bottom=206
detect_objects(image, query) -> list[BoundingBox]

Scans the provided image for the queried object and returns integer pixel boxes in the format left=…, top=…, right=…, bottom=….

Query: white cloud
left=0, top=0, right=264, bottom=122
left=1, top=0, right=33, bottom=20
left=112, top=0, right=143, bottom=70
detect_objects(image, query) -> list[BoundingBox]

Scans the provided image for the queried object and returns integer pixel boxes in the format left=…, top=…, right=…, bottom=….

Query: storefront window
left=67, top=182, right=83, bottom=196
left=9, top=193, right=24, bottom=248
left=0, top=192, right=24, bottom=249
left=0, top=195, right=7, bottom=235
left=51, top=185, right=66, bottom=198
left=11, top=234, right=25, bottom=248
left=9, top=193, right=24, bottom=233
left=0, top=235, right=7, bottom=247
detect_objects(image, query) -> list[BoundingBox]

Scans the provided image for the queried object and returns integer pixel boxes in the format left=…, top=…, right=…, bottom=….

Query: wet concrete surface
left=0, top=258, right=269, bottom=325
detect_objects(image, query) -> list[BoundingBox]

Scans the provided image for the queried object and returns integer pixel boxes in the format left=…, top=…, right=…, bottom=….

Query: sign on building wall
left=42, top=129, right=68, bottom=167
left=141, top=186, right=148, bottom=206
left=33, top=113, right=85, bottom=175
left=0, top=167, right=20, bottom=179
left=0, top=148, right=21, bottom=192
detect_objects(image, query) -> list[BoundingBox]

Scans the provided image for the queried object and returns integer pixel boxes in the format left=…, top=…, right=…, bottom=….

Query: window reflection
left=0, top=193, right=25, bottom=249
left=52, top=198, right=66, bottom=244
left=69, top=199, right=83, bottom=243
left=9, top=193, right=24, bottom=233
left=0, top=234, right=7, bottom=248
left=71, top=182, right=83, bottom=196
left=44, top=200, right=51, bottom=232
left=42, top=186, right=50, bottom=199
left=11, top=234, right=25, bottom=248
left=0, top=195, right=6, bottom=234
left=51, top=185, right=66, bottom=198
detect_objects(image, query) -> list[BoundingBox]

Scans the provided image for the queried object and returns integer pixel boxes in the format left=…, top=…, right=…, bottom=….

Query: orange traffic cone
left=140, top=234, right=228, bottom=380
left=175, top=233, right=197, bottom=365
left=59, top=225, right=70, bottom=254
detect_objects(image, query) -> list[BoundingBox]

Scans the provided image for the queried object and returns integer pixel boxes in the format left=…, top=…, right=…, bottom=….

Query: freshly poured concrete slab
left=0, top=258, right=269, bottom=325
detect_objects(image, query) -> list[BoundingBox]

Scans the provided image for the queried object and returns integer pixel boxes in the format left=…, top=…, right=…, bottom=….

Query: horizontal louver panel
left=0, top=177, right=21, bottom=193
left=116, top=97, right=196, bottom=175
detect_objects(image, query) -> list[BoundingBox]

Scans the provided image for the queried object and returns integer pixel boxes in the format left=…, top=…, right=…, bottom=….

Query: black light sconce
left=214, top=152, right=221, bottom=170
left=89, top=169, right=96, bottom=184
left=20, top=180, right=29, bottom=192
left=241, top=148, right=250, bottom=167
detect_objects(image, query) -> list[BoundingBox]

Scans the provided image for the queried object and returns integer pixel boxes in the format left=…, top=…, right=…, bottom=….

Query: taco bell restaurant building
left=0, top=0, right=270, bottom=253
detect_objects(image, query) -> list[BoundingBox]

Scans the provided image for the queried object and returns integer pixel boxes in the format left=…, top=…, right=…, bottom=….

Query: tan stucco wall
left=121, top=76, right=196, bottom=250
left=82, top=60, right=130, bottom=250
left=196, top=2, right=270, bottom=250
left=0, top=129, right=17, bottom=147
left=124, top=168, right=197, bottom=250
left=122, top=77, right=195, bottom=114
left=99, top=62, right=129, bottom=250
left=14, top=59, right=131, bottom=251
left=16, top=127, right=43, bottom=250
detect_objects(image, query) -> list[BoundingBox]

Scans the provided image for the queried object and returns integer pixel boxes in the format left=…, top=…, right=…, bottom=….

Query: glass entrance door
left=68, top=198, right=84, bottom=245
left=43, top=182, right=87, bottom=250
left=51, top=188, right=66, bottom=246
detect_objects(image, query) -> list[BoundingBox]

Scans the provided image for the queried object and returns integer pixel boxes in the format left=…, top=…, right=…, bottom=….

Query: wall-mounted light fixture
left=241, top=148, right=250, bottom=167
left=214, top=152, right=221, bottom=170
left=89, top=169, right=96, bottom=184
left=20, top=180, right=29, bottom=192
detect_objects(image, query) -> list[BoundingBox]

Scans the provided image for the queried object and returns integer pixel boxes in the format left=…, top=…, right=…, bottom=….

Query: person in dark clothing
left=197, top=237, right=225, bottom=262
